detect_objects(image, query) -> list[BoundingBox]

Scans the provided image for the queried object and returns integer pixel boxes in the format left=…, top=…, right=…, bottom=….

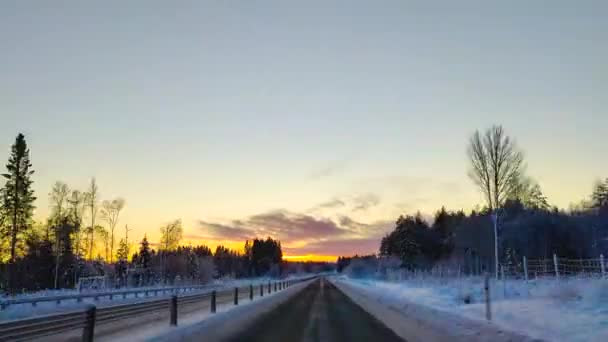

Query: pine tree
left=1, top=134, right=36, bottom=265
left=137, top=236, right=152, bottom=269
left=115, top=238, right=129, bottom=287
left=116, top=238, right=129, bottom=262
left=136, top=236, right=152, bottom=285
left=592, top=178, right=608, bottom=209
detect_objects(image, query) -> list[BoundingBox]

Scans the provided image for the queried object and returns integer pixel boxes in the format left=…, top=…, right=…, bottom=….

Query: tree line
left=339, top=125, right=608, bottom=276
left=0, top=133, right=329, bottom=293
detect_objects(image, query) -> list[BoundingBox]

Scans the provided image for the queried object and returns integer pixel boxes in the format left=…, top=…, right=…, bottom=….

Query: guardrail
left=0, top=284, right=218, bottom=310
left=0, top=277, right=316, bottom=342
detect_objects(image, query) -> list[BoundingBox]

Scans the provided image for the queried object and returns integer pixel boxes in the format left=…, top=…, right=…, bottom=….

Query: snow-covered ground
left=340, top=275, right=608, bottom=342
left=0, top=274, right=313, bottom=321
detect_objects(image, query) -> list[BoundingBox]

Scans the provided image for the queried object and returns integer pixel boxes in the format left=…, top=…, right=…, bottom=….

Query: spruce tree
left=138, top=236, right=152, bottom=269
left=592, top=178, right=608, bottom=209
left=137, top=236, right=152, bottom=284
left=1, top=133, right=36, bottom=264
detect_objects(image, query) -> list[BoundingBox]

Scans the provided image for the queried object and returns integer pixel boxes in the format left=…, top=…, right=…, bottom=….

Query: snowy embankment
left=148, top=278, right=316, bottom=342
left=0, top=274, right=314, bottom=321
left=334, top=276, right=608, bottom=342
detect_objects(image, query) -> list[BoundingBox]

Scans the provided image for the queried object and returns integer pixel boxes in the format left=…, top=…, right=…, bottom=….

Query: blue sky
left=1, top=1, right=606, bottom=258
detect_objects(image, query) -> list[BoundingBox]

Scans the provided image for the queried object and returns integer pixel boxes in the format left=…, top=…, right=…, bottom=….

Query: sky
left=1, top=1, right=607, bottom=261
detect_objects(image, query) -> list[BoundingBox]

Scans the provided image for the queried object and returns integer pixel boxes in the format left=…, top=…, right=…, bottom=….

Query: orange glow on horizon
left=283, top=254, right=337, bottom=263
left=182, top=239, right=338, bottom=262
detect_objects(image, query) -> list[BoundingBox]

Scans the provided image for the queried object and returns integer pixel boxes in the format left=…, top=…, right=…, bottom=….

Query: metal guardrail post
left=268, top=282, right=271, bottom=293
left=82, top=305, right=96, bottom=342
left=260, top=284, right=264, bottom=297
left=234, top=287, right=238, bottom=305
left=250, top=284, right=254, bottom=300
left=170, top=295, right=178, bottom=326
left=274, top=282, right=277, bottom=292
left=210, top=291, right=216, bottom=313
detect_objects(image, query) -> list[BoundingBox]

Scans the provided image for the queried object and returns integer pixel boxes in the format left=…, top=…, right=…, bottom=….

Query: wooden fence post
left=601, top=254, right=606, bottom=279
left=523, top=256, right=528, bottom=281
left=250, top=284, right=254, bottom=300
left=553, top=254, right=559, bottom=280
left=484, top=274, right=491, bottom=321
left=170, top=295, right=177, bottom=326
left=268, top=282, right=271, bottom=294
left=210, top=291, right=216, bottom=313
left=234, top=287, right=238, bottom=305
left=274, top=282, right=277, bottom=292
left=82, top=305, right=96, bottom=342
left=260, top=284, right=264, bottom=297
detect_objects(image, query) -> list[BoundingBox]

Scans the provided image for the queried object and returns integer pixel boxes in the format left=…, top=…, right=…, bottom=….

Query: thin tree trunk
left=110, top=228, right=114, bottom=264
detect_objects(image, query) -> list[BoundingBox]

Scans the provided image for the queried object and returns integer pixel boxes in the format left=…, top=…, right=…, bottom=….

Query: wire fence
left=381, top=254, right=607, bottom=282
left=501, top=254, right=606, bottom=279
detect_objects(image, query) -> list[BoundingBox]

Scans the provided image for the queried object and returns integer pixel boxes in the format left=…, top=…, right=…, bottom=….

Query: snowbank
left=336, top=276, right=608, bottom=342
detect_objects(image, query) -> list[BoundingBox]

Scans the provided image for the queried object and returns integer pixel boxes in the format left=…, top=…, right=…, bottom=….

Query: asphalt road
left=227, top=278, right=405, bottom=342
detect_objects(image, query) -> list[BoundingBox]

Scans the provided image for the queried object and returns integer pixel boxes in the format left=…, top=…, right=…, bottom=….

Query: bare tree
left=160, top=219, right=183, bottom=251
left=49, top=181, right=70, bottom=222
left=159, top=219, right=183, bottom=282
left=96, top=225, right=109, bottom=262
left=85, top=178, right=100, bottom=260
left=468, top=125, right=524, bottom=279
left=468, top=125, right=524, bottom=211
left=67, top=190, right=86, bottom=258
left=124, top=224, right=132, bottom=257
left=101, top=198, right=125, bottom=263
left=49, top=181, right=70, bottom=289
left=67, top=189, right=86, bottom=285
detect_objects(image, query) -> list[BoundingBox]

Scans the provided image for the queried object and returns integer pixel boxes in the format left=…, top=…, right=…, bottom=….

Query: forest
left=0, top=133, right=332, bottom=293
left=339, top=125, right=608, bottom=276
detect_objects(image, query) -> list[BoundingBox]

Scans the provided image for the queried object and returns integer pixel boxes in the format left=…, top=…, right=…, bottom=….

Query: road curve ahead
left=227, top=278, right=405, bottom=342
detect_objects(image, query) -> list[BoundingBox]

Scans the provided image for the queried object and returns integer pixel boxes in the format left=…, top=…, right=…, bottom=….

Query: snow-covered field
left=341, top=275, right=608, bottom=342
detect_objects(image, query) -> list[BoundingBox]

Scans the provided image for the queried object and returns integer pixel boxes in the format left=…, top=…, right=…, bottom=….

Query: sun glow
left=283, top=254, right=337, bottom=263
